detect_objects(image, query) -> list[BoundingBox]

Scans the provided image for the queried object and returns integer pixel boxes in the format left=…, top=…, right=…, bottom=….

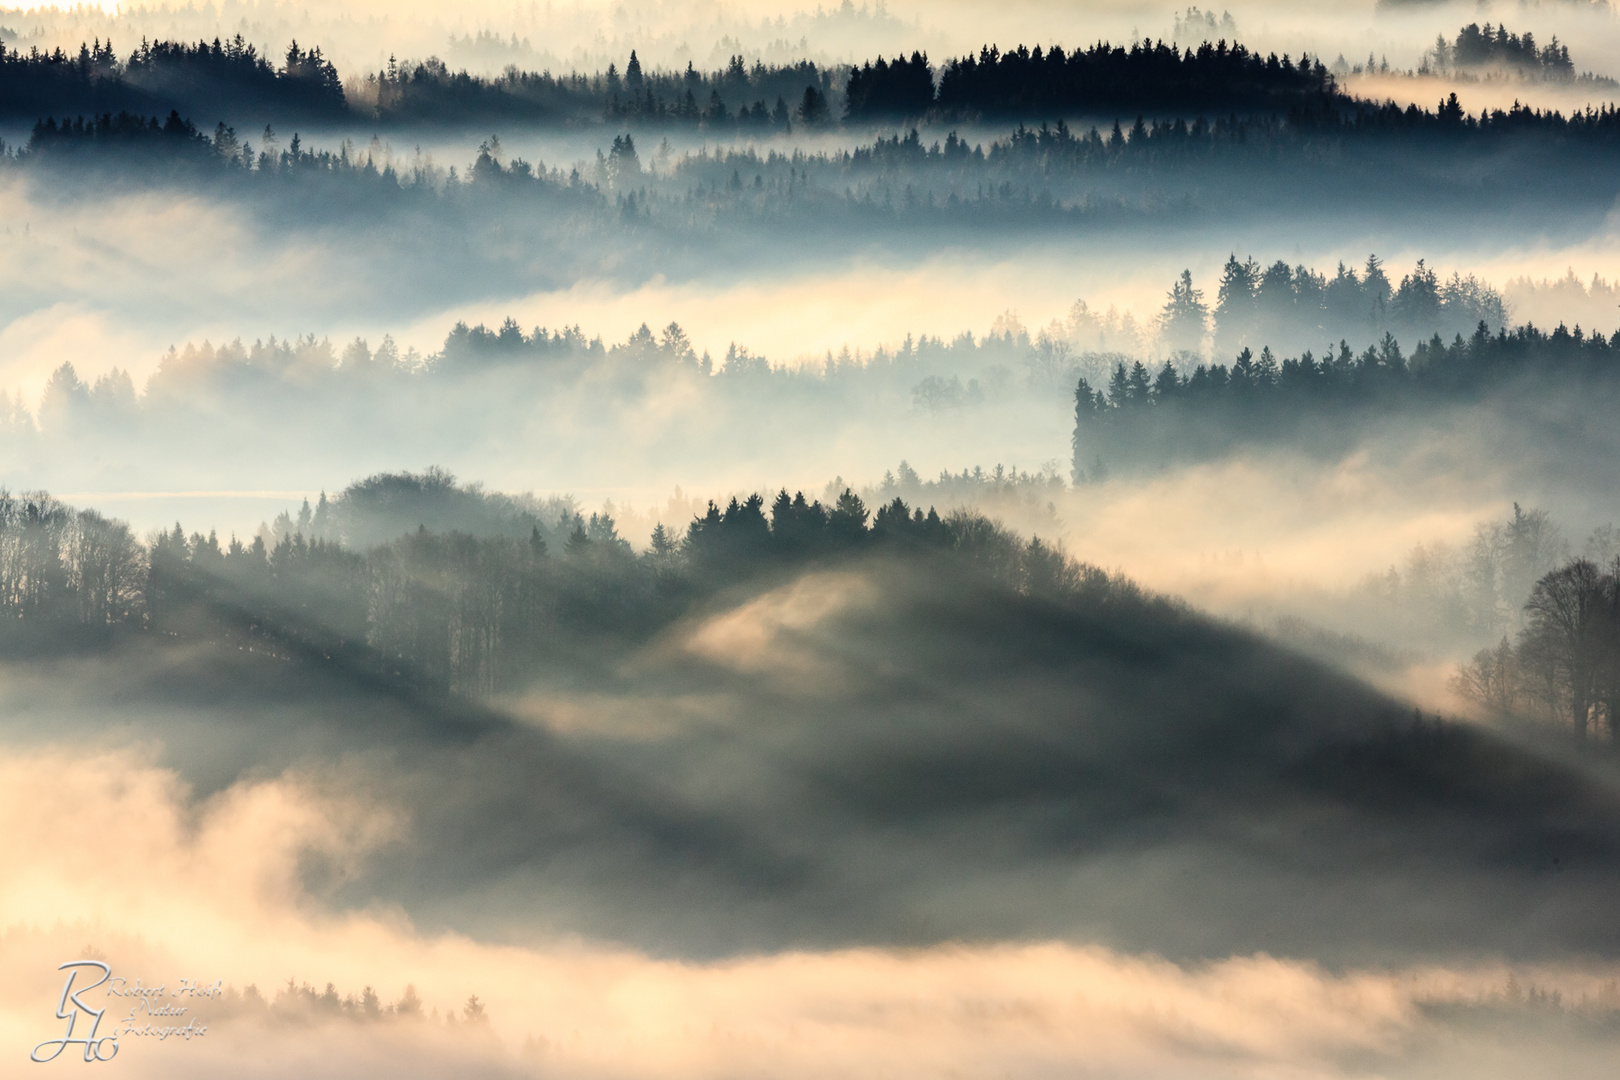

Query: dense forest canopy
left=854, top=39, right=1339, bottom=121
left=16, top=472, right=1620, bottom=974
left=1071, top=320, right=1620, bottom=475
left=0, top=34, right=343, bottom=121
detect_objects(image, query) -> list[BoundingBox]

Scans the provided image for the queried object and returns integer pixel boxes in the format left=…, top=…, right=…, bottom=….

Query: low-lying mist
left=3, top=484, right=1619, bottom=959
left=4, top=476, right=1620, bottom=1076
left=6, top=738, right=1618, bottom=1080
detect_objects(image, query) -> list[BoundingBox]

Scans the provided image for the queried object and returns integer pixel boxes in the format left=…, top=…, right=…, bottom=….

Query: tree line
left=2, top=313, right=1053, bottom=463
left=0, top=35, right=343, bottom=121
left=13, top=111, right=605, bottom=215
left=1156, top=255, right=1506, bottom=356
left=353, top=50, right=836, bottom=133
left=0, top=270, right=1556, bottom=475
left=848, top=39, right=1338, bottom=121
left=1073, top=320, right=1620, bottom=476
left=18, top=93, right=1620, bottom=221
left=1422, top=22, right=1578, bottom=81
left=0, top=34, right=1338, bottom=128
left=0, top=475, right=1138, bottom=699
left=16, top=108, right=1620, bottom=270
left=0, top=34, right=833, bottom=132
left=977, top=97, right=1620, bottom=170
left=13, top=29, right=1610, bottom=141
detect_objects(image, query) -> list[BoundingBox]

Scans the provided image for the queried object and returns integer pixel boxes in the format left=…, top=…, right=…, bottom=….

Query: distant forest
left=0, top=315, right=1042, bottom=460
left=0, top=33, right=1338, bottom=127
left=0, top=253, right=1516, bottom=457
left=0, top=475, right=1138, bottom=698
left=1420, top=22, right=1581, bottom=81
left=26, top=94, right=1620, bottom=174
left=1161, top=254, right=1506, bottom=355
left=0, top=35, right=344, bottom=121
left=351, top=50, right=836, bottom=130
left=9, top=25, right=1619, bottom=140
left=6, top=23, right=1620, bottom=179
left=1072, top=321, right=1620, bottom=476
left=847, top=40, right=1337, bottom=119
left=14, top=93, right=1620, bottom=249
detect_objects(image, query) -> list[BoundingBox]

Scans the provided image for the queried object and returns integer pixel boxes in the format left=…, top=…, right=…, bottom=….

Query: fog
left=2, top=749, right=1618, bottom=1080
left=4, top=547, right=1620, bottom=1074
left=5, top=1, right=1620, bottom=1075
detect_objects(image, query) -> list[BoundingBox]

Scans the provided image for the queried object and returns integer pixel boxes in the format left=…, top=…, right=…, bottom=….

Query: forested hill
left=0, top=476, right=1140, bottom=696
left=7, top=33, right=1339, bottom=129
left=9, top=478, right=1620, bottom=957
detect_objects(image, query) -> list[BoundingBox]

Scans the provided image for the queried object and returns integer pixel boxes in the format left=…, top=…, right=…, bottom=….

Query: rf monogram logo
left=32, top=961, right=119, bottom=1063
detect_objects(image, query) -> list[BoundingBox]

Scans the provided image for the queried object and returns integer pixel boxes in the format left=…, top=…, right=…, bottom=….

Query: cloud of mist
left=681, top=568, right=875, bottom=678
left=2, top=739, right=1619, bottom=1078
left=6, top=548, right=1620, bottom=963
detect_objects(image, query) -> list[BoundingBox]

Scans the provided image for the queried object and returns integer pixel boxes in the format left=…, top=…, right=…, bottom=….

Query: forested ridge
left=0, top=33, right=836, bottom=129
left=1072, top=320, right=1620, bottom=473
left=0, top=32, right=1339, bottom=127
left=1156, top=254, right=1507, bottom=354
left=0, top=316, right=1027, bottom=446
left=13, top=101, right=1620, bottom=256
left=0, top=474, right=1147, bottom=699
left=22, top=87, right=1620, bottom=168
left=8, top=469, right=1619, bottom=755
left=2, top=26, right=1611, bottom=137
left=847, top=39, right=1339, bottom=120
left=11, top=24, right=1620, bottom=246
left=0, top=35, right=343, bottom=121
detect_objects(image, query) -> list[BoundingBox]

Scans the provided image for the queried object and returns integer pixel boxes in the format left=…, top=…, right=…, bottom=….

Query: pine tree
left=1107, top=362, right=1131, bottom=408
left=1214, top=255, right=1258, bottom=352
left=1160, top=269, right=1208, bottom=354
